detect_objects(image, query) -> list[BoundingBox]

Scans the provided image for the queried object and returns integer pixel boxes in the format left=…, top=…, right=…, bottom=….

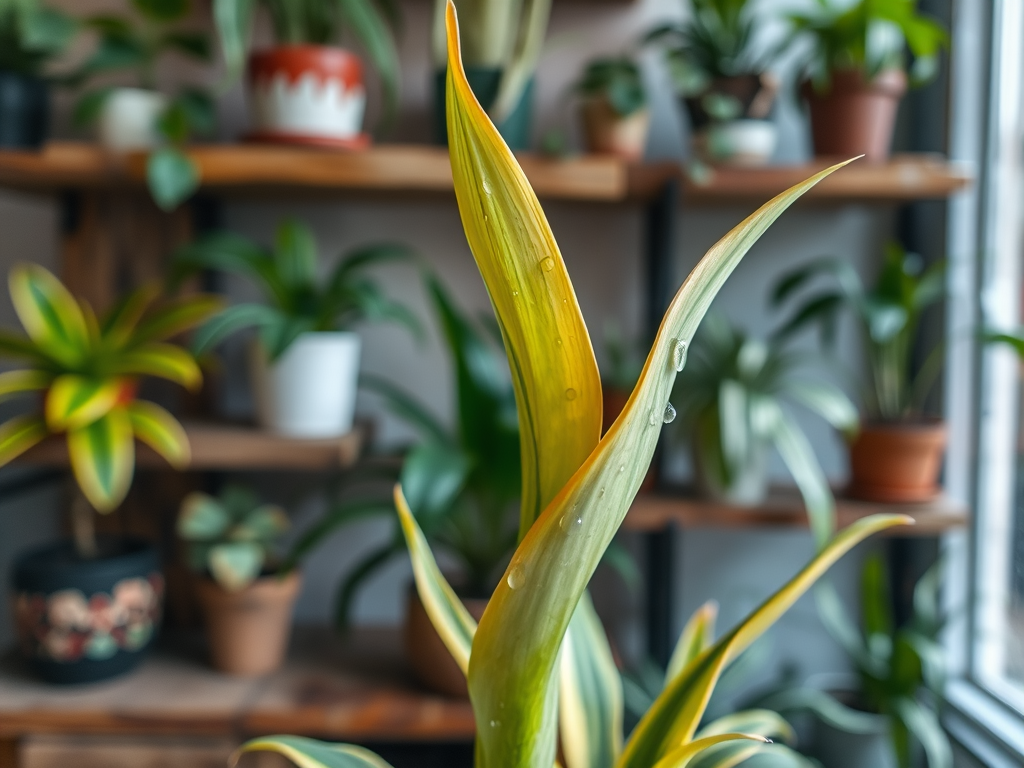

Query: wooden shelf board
left=0, top=627, right=475, bottom=742
left=623, top=487, right=968, bottom=535
left=0, top=144, right=970, bottom=204
left=15, top=422, right=363, bottom=471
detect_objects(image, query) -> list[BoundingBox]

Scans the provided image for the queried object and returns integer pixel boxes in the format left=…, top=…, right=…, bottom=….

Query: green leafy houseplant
left=0, top=263, right=221, bottom=554
left=763, top=558, right=950, bottom=768
left=671, top=315, right=858, bottom=547
left=71, top=0, right=214, bottom=211
left=574, top=57, right=650, bottom=160
left=0, top=0, right=76, bottom=78
left=576, top=58, right=646, bottom=119
left=234, top=5, right=910, bottom=768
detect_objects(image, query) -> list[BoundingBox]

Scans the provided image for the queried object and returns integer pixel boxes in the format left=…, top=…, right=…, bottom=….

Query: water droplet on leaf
left=672, top=339, right=688, bottom=372
left=565, top=388, right=577, bottom=401
left=663, top=402, right=677, bottom=424
left=540, top=257, right=555, bottom=272
left=649, top=410, right=658, bottom=426
left=559, top=513, right=582, bottom=532
left=507, top=564, right=526, bottom=590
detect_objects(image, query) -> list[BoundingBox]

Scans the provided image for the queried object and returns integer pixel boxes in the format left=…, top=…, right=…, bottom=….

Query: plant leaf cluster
left=576, top=58, right=647, bottom=118
left=237, top=5, right=911, bottom=767
left=0, top=264, right=221, bottom=511
left=0, top=0, right=76, bottom=77
left=178, top=484, right=290, bottom=591
left=671, top=315, right=858, bottom=548
left=788, top=0, right=947, bottom=90
left=772, top=242, right=945, bottom=422
left=175, top=218, right=419, bottom=362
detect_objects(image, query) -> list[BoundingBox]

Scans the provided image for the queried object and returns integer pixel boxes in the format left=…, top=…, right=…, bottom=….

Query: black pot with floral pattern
left=11, top=538, right=163, bottom=684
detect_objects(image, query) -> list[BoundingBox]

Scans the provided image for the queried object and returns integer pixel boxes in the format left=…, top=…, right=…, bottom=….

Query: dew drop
left=565, top=388, right=577, bottom=401
left=540, top=257, right=555, bottom=272
left=559, top=513, right=583, bottom=533
left=507, top=564, right=526, bottom=590
left=512, top=290, right=519, bottom=296
left=663, top=402, right=677, bottom=424
left=598, top=488, right=606, bottom=498
left=556, top=338, right=563, bottom=346
left=618, top=465, right=625, bottom=473
left=489, top=720, right=500, bottom=728
left=482, top=178, right=493, bottom=195
left=672, top=339, right=688, bottom=372
left=649, top=410, right=658, bottom=426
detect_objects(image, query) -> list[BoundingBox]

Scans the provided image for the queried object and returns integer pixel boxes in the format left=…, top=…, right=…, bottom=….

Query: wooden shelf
left=0, top=627, right=475, bottom=743
left=623, top=487, right=968, bottom=535
left=0, top=143, right=970, bottom=205
left=15, top=422, right=363, bottom=471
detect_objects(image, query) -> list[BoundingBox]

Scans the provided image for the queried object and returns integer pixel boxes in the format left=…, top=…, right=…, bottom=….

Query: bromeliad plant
left=0, top=264, right=220, bottom=548
left=178, top=484, right=291, bottom=592
left=174, top=218, right=418, bottom=362
left=671, top=315, right=858, bottom=547
left=235, top=5, right=910, bottom=768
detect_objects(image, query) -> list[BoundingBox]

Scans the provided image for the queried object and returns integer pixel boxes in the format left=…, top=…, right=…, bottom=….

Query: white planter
left=97, top=88, right=167, bottom=153
left=694, top=119, right=777, bottom=166
left=249, top=332, right=361, bottom=438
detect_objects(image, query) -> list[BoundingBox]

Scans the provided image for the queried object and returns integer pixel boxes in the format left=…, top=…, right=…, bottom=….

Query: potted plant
left=175, top=218, right=417, bottom=438
left=772, top=242, right=946, bottom=502
left=211, top=0, right=399, bottom=146
left=575, top=56, right=650, bottom=161
left=236, top=8, right=908, bottom=765
left=430, top=0, right=550, bottom=149
left=1, top=264, right=220, bottom=683
left=0, top=0, right=75, bottom=149
left=671, top=315, right=858, bottom=546
left=647, top=0, right=782, bottom=166
left=787, top=0, right=946, bottom=162
left=71, top=0, right=214, bottom=210
left=177, top=485, right=298, bottom=676
left=763, top=558, right=950, bottom=768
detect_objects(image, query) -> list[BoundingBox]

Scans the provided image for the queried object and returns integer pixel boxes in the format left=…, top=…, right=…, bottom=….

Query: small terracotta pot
left=603, top=387, right=656, bottom=492
left=848, top=421, right=947, bottom=502
left=405, top=588, right=487, bottom=697
left=803, top=68, right=907, bottom=163
left=247, top=45, right=368, bottom=147
left=580, top=98, right=650, bottom=161
left=195, top=571, right=301, bottom=676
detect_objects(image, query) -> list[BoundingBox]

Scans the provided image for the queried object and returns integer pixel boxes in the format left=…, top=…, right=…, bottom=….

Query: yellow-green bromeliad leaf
left=107, top=343, right=203, bottom=390
left=44, top=374, right=124, bottom=432
left=651, top=734, right=769, bottom=768
left=232, top=736, right=396, bottom=768
left=0, top=369, right=52, bottom=401
left=126, top=400, right=190, bottom=469
left=9, top=263, right=90, bottom=367
left=445, top=0, right=602, bottom=540
left=67, top=406, right=135, bottom=512
left=0, top=414, right=48, bottom=465
left=666, top=600, right=718, bottom=684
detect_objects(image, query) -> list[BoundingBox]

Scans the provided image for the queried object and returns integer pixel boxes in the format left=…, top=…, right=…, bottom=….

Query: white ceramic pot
left=249, top=332, right=361, bottom=438
left=97, top=88, right=168, bottom=153
left=694, top=119, right=777, bottom=166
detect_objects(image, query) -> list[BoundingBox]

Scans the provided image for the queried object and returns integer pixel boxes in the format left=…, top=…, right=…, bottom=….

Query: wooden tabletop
left=0, top=627, right=475, bottom=743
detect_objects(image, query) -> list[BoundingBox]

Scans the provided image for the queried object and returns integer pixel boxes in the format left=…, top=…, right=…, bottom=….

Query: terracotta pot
left=405, top=588, right=487, bottom=697
left=848, top=421, right=947, bottom=502
left=195, top=571, right=301, bottom=676
left=580, top=98, right=650, bottom=161
left=247, top=45, right=368, bottom=147
left=603, top=387, right=656, bottom=492
left=803, top=68, right=907, bottom=163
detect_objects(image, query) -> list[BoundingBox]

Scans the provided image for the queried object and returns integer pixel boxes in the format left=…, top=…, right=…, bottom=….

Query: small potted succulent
left=671, top=315, right=857, bottom=546
left=177, top=485, right=298, bottom=677
left=647, top=0, right=782, bottom=165
left=175, top=218, right=417, bottom=438
left=71, top=0, right=214, bottom=210
left=431, top=0, right=551, bottom=149
left=212, top=0, right=399, bottom=146
left=787, top=0, right=946, bottom=162
left=0, top=0, right=75, bottom=148
left=772, top=243, right=946, bottom=502
left=574, top=56, right=650, bottom=161
left=1, top=264, right=220, bottom=683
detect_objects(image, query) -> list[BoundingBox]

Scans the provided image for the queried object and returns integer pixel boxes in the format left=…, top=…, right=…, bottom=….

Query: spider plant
left=771, top=242, right=945, bottom=422
left=235, top=5, right=909, bottom=767
left=672, top=315, right=858, bottom=548
left=0, top=264, right=221, bottom=553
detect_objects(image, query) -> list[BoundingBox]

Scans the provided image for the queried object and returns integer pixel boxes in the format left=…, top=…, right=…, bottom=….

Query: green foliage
left=787, top=0, right=947, bottom=89
left=671, top=315, right=858, bottom=548
left=771, top=242, right=945, bottom=421
left=603, top=322, right=644, bottom=393
left=212, top=0, right=400, bottom=128
left=175, top=218, right=419, bottom=361
left=575, top=57, right=647, bottom=118
left=0, top=264, right=220, bottom=511
left=0, top=0, right=77, bottom=77
left=178, top=484, right=290, bottom=591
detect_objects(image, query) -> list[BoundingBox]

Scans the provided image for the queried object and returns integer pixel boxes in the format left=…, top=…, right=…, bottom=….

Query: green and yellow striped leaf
left=0, top=414, right=48, bottom=465
left=45, top=374, right=123, bottom=432
left=232, top=736, right=396, bottom=768
left=697, top=709, right=794, bottom=742
left=67, top=406, right=134, bottom=513
left=9, top=263, right=89, bottom=367
left=100, top=283, right=161, bottom=348
left=666, top=601, right=718, bottom=683
left=130, top=293, right=224, bottom=346
left=445, top=0, right=602, bottom=540
left=619, top=515, right=912, bottom=768
left=126, top=400, right=190, bottom=468
left=559, top=592, right=622, bottom=768
left=107, top=343, right=202, bottom=390
left=653, top=734, right=769, bottom=768
left=0, top=369, right=52, bottom=401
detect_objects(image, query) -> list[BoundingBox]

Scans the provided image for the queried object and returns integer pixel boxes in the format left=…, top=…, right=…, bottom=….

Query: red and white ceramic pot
left=247, top=45, right=370, bottom=148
